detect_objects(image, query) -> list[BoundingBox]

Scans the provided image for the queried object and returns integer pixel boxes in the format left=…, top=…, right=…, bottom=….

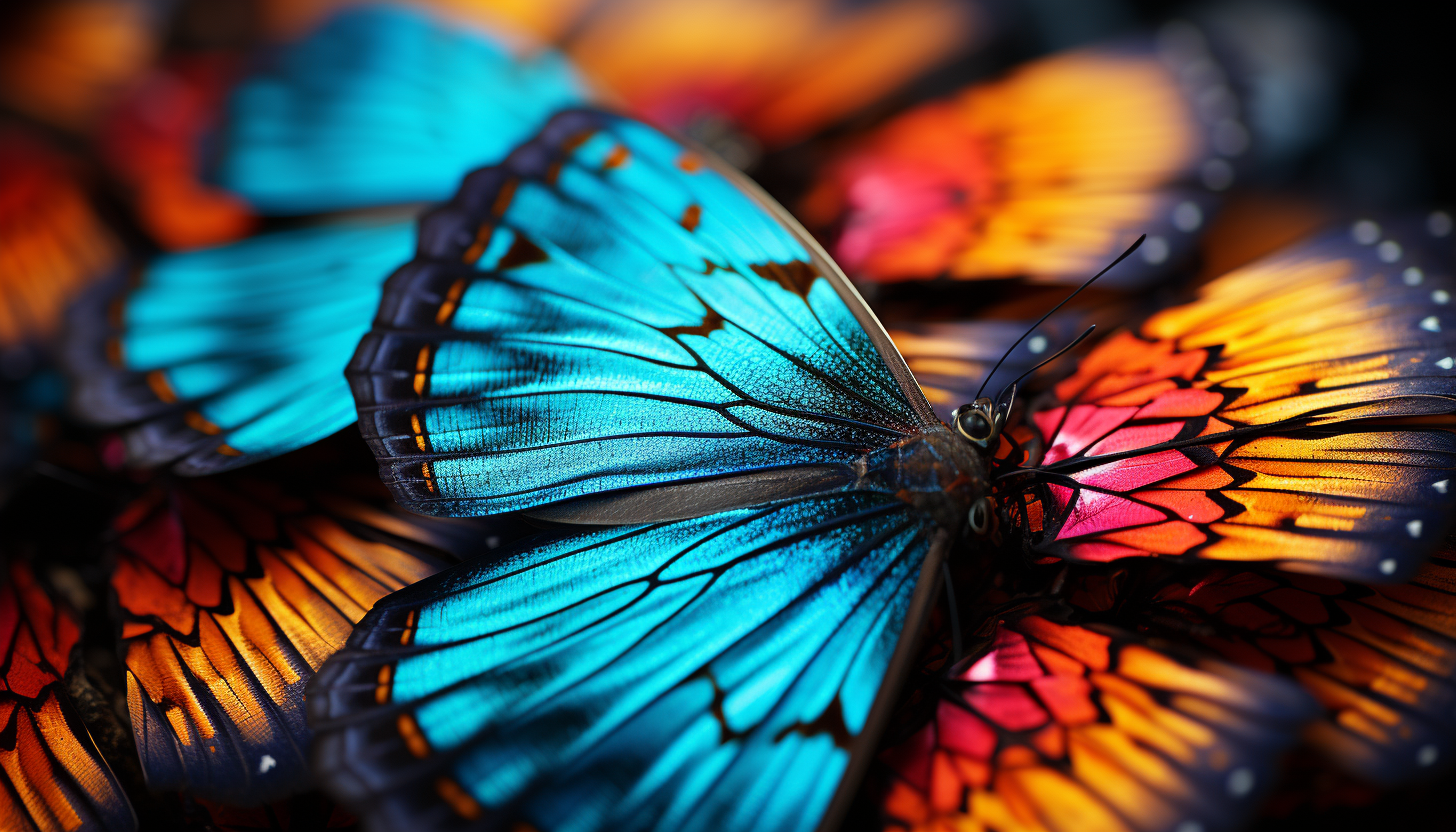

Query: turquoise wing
left=347, top=109, right=936, bottom=518
left=309, top=491, right=943, bottom=832
left=67, top=220, right=415, bottom=474
left=213, top=5, right=589, bottom=214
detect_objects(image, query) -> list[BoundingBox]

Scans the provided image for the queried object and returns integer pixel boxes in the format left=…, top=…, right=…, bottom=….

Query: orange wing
left=802, top=35, right=1237, bottom=286
left=0, top=0, right=159, bottom=132
left=1080, top=540, right=1456, bottom=786
left=879, top=611, right=1313, bottom=832
left=1000, top=223, right=1456, bottom=582
left=0, top=128, right=121, bottom=350
left=0, top=559, right=135, bottom=832
left=110, top=475, right=463, bottom=805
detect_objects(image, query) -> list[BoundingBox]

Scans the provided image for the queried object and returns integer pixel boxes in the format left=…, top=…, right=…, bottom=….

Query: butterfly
left=0, top=557, right=136, bottom=832
left=799, top=30, right=1247, bottom=288
left=304, top=109, right=1456, bottom=832
left=107, top=459, right=518, bottom=805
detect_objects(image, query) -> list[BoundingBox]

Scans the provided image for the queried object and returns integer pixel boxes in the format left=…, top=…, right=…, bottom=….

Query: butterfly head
left=950, top=397, right=1004, bottom=450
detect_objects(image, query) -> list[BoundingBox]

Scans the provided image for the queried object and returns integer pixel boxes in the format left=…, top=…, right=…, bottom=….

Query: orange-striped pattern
left=881, top=613, right=1311, bottom=832
left=110, top=476, right=451, bottom=803
left=0, top=560, right=135, bottom=832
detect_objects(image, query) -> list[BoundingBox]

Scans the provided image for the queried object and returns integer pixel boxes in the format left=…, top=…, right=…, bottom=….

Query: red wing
left=801, top=37, right=1233, bottom=287
left=879, top=612, right=1312, bottom=832
left=0, top=559, right=135, bottom=832
left=1003, top=225, right=1456, bottom=582
left=1083, top=536, right=1456, bottom=785
left=110, top=474, right=476, bottom=805
left=0, top=128, right=120, bottom=349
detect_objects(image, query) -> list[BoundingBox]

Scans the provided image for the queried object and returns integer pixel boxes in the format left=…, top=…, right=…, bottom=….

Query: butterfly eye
left=953, top=400, right=999, bottom=446
left=968, top=497, right=994, bottom=536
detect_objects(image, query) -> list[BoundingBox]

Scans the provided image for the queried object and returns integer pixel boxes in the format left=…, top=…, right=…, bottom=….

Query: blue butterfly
left=66, top=5, right=588, bottom=473
left=303, top=109, right=1456, bottom=832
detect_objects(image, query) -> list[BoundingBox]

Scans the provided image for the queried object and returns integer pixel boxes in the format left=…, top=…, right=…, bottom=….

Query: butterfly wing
left=347, top=109, right=937, bottom=520
left=212, top=5, right=588, bottom=215
left=879, top=612, right=1314, bottom=832
left=1104, top=542, right=1456, bottom=785
left=800, top=36, right=1238, bottom=287
left=66, top=219, right=415, bottom=474
left=1004, top=224, right=1456, bottom=582
left=311, top=490, right=945, bottom=832
left=109, top=474, right=476, bottom=804
left=1, top=128, right=121, bottom=352
left=0, top=559, right=136, bottom=832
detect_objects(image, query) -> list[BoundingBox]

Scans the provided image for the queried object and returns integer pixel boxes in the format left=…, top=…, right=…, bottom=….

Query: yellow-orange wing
left=879, top=612, right=1313, bottom=832
left=0, top=128, right=120, bottom=351
left=1091, top=540, right=1456, bottom=785
left=109, top=475, right=467, bottom=805
left=802, top=34, right=1237, bottom=287
left=1001, top=223, right=1456, bottom=582
left=1, top=559, right=136, bottom=832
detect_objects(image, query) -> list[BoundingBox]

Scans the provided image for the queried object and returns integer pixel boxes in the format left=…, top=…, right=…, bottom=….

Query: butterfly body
left=853, top=424, right=983, bottom=533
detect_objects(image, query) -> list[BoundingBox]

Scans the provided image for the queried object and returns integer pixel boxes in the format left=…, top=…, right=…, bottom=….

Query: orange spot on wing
left=146, top=370, right=178, bottom=403
left=397, top=712, right=430, bottom=758
left=680, top=203, right=701, bottom=231
left=677, top=152, right=703, bottom=173
left=184, top=410, right=222, bottom=435
left=491, top=179, right=518, bottom=218
left=461, top=223, right=494, bottom=264
left=375, top=664, right=393, bottom=704
left=602, top=144, right=630, bottom=169
left=436, top=777, right=483, bottom=820
left=413, top=345, right=433, bottom=396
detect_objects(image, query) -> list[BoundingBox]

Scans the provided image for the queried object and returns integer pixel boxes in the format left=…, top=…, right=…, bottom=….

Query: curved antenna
left=973, top=235, right=1146, bottom=400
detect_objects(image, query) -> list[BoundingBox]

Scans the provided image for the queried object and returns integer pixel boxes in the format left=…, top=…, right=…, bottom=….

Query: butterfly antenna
left=973, top=234, right=1145, bottom=400
left=941, top=560, right=962, bottom=665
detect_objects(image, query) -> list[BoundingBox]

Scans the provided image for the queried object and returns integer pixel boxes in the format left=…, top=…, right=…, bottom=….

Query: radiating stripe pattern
left=312, top=491, right=935, bottom=832
left=348, top=109, right=928, bottom=517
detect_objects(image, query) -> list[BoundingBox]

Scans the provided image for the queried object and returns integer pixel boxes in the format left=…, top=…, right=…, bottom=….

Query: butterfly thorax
left=852, top=424, right=985, bottom=533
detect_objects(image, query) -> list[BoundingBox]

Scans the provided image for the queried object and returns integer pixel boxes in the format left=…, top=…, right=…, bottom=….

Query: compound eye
left=968, top=497, right=993, bottom=536
left=955, top=407, right=994, bottom=443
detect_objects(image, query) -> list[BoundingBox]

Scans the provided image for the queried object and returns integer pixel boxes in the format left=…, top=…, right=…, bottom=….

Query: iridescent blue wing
left=213, top=5, right=589, bottom=215
left=66, top=220, right=415, bottom=474
left=310, top=491, right=944, bottom=832
left=347, top=109, right=937, bottom=519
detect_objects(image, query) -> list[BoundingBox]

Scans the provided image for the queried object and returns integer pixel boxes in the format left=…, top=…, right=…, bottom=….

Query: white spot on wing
left=1435, top=479, right=1449, bottom=494
left=1351, top=219, right=1381, bottom=245
left=1437, top=357, right=1454, bottom=370
left=1227, top=768, right=1255, bottom=797
left=1405, top=267, right=1425, bottom=285
left=1419, top=745, right=1440, bottom=766
left=1380, top=558, right=1398, bottom=575
left=1408, top=519, right=1424, bottom=538
left=1377, top=240, right=1403, bottom=262
left=259, top=754, right=276, bottom=774
left=1028, top=335, right=1049, bottom=354
left=1421, top=316, right=1442, bottom=332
